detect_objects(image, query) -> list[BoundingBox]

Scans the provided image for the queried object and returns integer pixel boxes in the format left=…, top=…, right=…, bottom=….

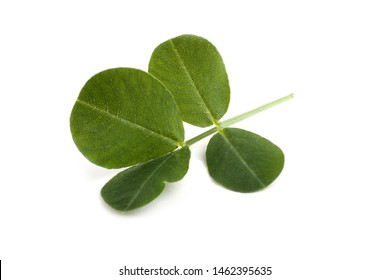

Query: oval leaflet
left=206, top=128, right=284, bottom=192
left=149, top=34, right=230, bottom=127
left=101, top=147, right=191, bottom=211
left=70, top=68, right=184, bottom=169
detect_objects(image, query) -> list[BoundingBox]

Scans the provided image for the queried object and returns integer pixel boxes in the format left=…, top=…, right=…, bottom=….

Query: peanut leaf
left=69, top=34, right=292, bottom=212
left=70, top=68, right=184, bottom=169
left=148, top=34, right=230, bottom=127
left=101, top=147, right=190, bottom=211
left=206, top=128, right=284, bottom=192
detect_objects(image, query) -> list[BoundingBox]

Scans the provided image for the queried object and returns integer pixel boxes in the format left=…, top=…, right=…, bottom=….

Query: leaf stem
left=184, top=127, right=218, bottom=146
left=219, top=93, right=294, bottom=128
left=184, top=93, right=294, bottom=146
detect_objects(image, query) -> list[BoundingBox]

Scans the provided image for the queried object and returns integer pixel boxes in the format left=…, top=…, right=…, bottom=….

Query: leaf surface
left=70, top=68, right=184, bottom=168
left=148, top=34, right=230, bottom=127
left=101, top=147, right=191, bottom=211
left=206, top=128, right=284, bottom=192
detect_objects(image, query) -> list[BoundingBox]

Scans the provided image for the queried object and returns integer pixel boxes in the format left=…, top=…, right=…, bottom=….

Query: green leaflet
left=206, top=128, right=284, bottom=193
left=101, top=147, right=191, bottom=211
left=148, top=34, right=230, bottom=127
left=70, top=68, right=184, bottom=169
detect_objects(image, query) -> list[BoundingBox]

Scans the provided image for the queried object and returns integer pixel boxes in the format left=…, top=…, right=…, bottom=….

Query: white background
left=1, top=1, right=389, bottom=279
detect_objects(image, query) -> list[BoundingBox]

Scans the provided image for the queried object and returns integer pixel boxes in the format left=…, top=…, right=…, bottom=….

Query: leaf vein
left=125, top=152, right=175, bottom=209
left=76, top=99, right=178, bottom=146
left=220, top=132, right=266, bottom=187
left=169, top=39, right=214, bottom=122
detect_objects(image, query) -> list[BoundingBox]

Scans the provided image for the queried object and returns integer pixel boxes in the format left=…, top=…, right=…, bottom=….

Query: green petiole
left=183, top=93, right=294, bottom=147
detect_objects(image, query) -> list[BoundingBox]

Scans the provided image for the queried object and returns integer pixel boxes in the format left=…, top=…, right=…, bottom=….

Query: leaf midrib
left=220, top=132, right=266, bottom=188
left=76, top=99, right=178, bottom=145
left=169, top=39, right=214, bottom=122
left=125, top=151, right=175, bottom=209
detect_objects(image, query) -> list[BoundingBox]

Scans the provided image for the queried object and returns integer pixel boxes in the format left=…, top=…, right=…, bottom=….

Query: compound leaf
left=101, top=147, right=191, bottom=211
left=70, top=68, right=184, bottom=169
left=148, top=34, right=230, bottom=127
left=206, top=128, right=284, bottom=192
